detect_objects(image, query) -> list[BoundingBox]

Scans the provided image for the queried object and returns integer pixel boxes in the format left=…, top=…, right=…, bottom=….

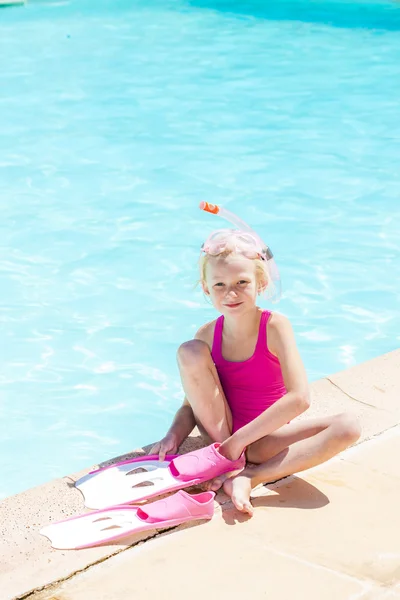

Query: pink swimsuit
left=211, top=310, right=287, bottom=433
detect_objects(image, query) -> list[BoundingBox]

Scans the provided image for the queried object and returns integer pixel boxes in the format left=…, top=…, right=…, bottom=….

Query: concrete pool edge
left=1, top=348, right=399, bottom=600
left=29, top=423, right=400, bottom=600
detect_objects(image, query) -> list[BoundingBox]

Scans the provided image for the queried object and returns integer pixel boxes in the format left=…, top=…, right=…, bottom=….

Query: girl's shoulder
left=266, top=310, right=292, bottom=330
left=194, top=318, right=219, bottom=351
left=266, top=311, right=296, bottom=357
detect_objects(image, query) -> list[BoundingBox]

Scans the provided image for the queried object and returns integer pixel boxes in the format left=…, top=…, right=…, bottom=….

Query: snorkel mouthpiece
left=199, top=201, right=220, bottom=215
left=199, top=201, right=282, bottom=302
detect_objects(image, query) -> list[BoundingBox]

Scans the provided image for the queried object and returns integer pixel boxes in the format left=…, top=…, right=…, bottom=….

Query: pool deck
left=1, top=349, right=399, bottom=600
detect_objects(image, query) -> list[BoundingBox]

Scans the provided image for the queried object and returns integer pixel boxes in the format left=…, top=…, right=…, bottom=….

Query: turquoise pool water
left=1, top=0, right=399, bottom=498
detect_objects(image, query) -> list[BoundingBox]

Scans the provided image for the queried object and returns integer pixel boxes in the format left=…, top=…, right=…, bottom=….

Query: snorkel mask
left=199, top=201, right=282, bottom=303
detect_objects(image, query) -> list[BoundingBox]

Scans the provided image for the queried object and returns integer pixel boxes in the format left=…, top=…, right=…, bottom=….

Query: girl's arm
left=149, top=398, right=196, bottom=460
left=165, top=398, right=197, bottom=445
left=221, top=313, right=310, bottom=460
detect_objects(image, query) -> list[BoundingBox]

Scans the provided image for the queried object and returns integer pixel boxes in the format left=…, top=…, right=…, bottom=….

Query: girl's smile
left=224, top=302, right=243, bottom=308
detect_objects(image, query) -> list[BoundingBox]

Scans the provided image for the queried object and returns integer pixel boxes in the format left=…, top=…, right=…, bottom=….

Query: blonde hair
left=199, top=249, right=271, bottom=296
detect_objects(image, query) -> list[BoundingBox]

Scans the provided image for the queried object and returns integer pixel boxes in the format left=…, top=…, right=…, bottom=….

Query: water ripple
left=0, top=0, right=399, bottom=496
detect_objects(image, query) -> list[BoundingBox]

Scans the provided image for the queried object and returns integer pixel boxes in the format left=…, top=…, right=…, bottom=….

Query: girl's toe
left=244, top=502, right=254, bottom=517
left=210, top=478, right=223, bottom=491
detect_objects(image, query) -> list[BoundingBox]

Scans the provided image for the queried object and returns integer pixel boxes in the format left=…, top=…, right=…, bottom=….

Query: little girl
left=151, top=205, right=361, bottom=516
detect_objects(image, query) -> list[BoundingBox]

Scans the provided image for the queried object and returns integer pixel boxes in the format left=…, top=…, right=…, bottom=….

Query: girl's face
left=203, top=253, right=259, bottom=315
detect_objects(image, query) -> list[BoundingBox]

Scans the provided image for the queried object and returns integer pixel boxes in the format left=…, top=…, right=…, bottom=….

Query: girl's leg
left=247, top=413, right=360, bottom=464
left=223, top=413, right=361, bottom=515
left=177, top=339, right=233, bottom=443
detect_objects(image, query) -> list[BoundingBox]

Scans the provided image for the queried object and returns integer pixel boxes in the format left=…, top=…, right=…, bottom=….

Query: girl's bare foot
left=222, top=473, right=254, bottom=517
left=205, top=467, right=245, bottom=492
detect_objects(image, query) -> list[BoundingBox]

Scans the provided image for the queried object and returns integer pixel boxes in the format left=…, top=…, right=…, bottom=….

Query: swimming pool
left=1, top=0, right=399, bottom=498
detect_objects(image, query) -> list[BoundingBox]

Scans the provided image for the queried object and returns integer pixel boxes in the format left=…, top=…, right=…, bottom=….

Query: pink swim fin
left=40, top=490, right=215, bottom=550
left=76, top=443, right=245, bottom=509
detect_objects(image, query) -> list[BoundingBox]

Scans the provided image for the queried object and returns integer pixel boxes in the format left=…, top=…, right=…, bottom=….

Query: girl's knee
left=331, top=413, right=361, bottom=445
left=177, top=339, right=211, bottom=369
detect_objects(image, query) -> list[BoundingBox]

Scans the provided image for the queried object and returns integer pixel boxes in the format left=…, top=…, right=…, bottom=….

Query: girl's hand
left=149, top=432, right=179, bottom=461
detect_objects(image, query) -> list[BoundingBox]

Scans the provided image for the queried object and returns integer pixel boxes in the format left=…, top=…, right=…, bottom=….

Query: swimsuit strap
left=255, top=310, right=270, bottom=354
left=211, top=315, right=224, bottom=361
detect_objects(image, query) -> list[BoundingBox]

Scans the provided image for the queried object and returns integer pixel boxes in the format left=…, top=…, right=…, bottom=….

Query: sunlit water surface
left=0, top=0, right=399, bottom=496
